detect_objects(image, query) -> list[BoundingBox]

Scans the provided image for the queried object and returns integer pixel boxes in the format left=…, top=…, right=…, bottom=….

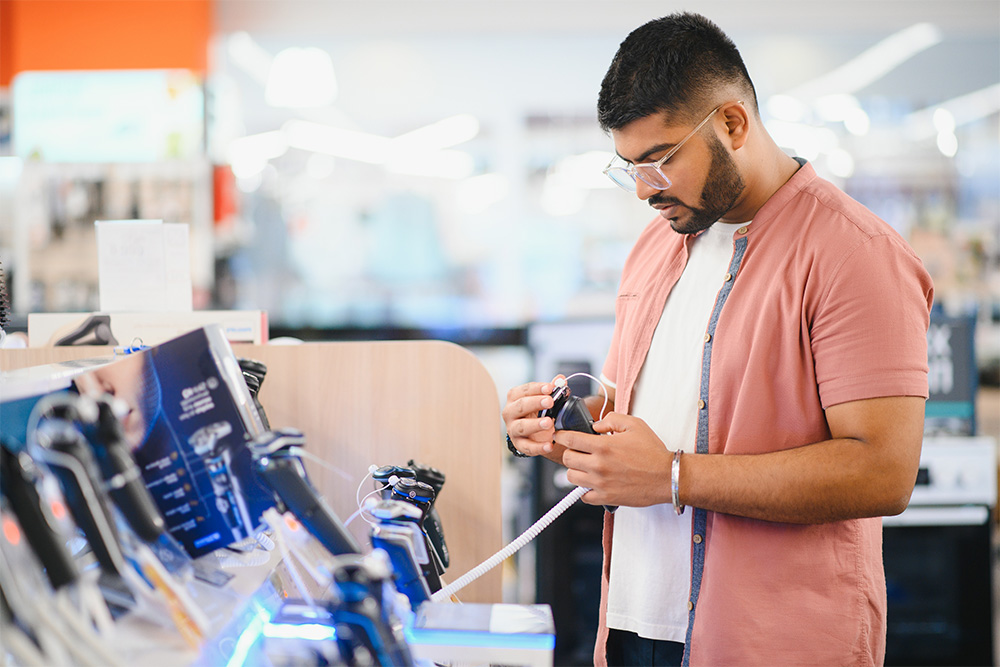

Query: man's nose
left=635, top=178, right=659, bottom=202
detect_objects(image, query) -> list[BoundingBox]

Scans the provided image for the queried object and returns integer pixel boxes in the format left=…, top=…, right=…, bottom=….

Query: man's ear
left=722, top=101, right=750, bottom=150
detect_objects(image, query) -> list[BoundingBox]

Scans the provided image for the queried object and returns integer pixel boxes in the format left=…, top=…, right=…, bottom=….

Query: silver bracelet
left=671, top=449, right=685, bottom=515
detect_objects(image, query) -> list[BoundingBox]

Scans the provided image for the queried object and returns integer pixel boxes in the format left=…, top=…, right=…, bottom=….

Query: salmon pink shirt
left=596, top=161, right=934, bottom=666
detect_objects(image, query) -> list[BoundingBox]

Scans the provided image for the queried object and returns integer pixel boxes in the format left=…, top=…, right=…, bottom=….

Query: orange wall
left=0, top=0, right=212, bottom=87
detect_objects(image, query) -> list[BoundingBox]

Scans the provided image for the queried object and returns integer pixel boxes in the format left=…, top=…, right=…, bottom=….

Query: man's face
left=611, top=111, right=745, bottom=234
left=74, top=354, right=156, bottom=450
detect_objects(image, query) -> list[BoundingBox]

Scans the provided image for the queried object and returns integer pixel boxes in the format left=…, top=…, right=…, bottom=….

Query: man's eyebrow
left=617, top=142, right=676, bottom=165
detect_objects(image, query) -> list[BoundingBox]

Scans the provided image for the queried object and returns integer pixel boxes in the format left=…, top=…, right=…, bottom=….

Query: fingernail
left=541, top=397, right=553, bottom=408
left=539, top=417, right=551, bottom=428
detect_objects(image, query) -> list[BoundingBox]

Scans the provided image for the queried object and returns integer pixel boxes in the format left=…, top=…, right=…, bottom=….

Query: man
left=502, top=12, right=933, bottom=667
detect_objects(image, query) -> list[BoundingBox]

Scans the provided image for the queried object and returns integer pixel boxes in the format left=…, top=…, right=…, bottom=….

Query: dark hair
left=597, top=12, right=758, bottom=131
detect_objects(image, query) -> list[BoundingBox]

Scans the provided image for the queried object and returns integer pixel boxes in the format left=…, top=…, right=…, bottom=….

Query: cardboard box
left=70, top=325, right=274, bottom=557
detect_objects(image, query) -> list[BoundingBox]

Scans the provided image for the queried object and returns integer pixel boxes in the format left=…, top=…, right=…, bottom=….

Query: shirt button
left=724, top=273, right=733, bottom=282
left=697, top=399, right=706, bottom=409
left=688, top=601, right=694, bottom=611
left=693, top=534, right=703, bottom=544
left=704, top=333, right=711, bottom=343
left=737, top=226, right=748, bottom=234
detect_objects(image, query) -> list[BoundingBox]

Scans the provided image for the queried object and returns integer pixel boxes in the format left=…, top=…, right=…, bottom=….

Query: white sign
left=96, top=220, right=193, bottom=312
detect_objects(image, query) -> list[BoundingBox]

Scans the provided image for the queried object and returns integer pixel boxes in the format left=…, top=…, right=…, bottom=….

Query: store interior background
left=1, top=0, right=998, bottom=663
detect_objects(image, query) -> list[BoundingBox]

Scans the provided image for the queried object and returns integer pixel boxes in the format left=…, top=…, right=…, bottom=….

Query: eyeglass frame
left=603, top=102, right=735, bottom=192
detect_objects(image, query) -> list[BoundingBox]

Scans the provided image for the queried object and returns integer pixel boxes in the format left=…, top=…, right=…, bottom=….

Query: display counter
left=1, top=339, right=516, bottom=665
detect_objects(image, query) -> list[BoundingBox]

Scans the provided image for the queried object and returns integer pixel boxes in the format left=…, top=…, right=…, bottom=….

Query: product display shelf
left=0, top=340, right=504, bottom=605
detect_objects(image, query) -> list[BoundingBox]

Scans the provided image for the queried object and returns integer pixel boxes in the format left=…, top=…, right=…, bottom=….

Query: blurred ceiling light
left=766, top=94, right=808, bottom=122
left=826, top=148, right=856, bottom=178
left=786, top=23, right=942, bottom=100
left=812, top=94, right=871, bottom=136
left=306, top=153, right=337, bottom=180
left=283, top=120, right=390, bottom=163
left=457, top=173, right=509, bottom=214
left=932, top=108, right=956, bottom=133
left=226, top=32, right=273, bottom=86
left=843, top=108, right=871, bottom=136
left=548, top=151, right=618, bottom=190
left=389, top=150, right=475, bottom=179
left=283, top=118, right=477, bottom=178
left=936, top=131, right=959, bottom=157
left=905, top=83, right=1000, bottom=139
left=767, top=121, right=839, bottom=161
left=227, top=130, right=287, bottom=178
left=816, top=94, right=870, bottom=134
left=265, top=47, right=338, bottom=108
left=236, top=170, right=264, bottom=193
left=393, top=114, right=480, bottom=153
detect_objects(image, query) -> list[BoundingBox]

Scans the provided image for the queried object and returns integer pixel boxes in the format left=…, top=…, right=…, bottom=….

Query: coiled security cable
left=430, top=485, right=589, bottom=602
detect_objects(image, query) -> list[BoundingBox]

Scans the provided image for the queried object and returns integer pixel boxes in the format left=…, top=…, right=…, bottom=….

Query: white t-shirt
left=606, top=220, right=749, bottom=642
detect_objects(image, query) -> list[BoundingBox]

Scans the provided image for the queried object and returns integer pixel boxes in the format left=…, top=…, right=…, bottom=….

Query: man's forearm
left=679, top=439, right=912, bottom=523
left=678, top=396, right=924, bottom=524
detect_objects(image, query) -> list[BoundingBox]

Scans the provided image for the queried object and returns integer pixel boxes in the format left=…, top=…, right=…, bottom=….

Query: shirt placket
left=682, top=225, right=750, bottom=666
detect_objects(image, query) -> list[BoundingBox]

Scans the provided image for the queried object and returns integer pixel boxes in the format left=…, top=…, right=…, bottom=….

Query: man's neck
left=722, top=141, right=802, bottom=224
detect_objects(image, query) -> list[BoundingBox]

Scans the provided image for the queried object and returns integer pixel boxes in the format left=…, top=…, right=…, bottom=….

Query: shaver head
left=373, top=465, right=415, bottom=484
left=237, top=358, right=268, bottom=385
left=406, top=460, right=445, bottom=496
left=241, top=372, right=261, bottom=398
left=538, top=382, right=570, bottom=420
left=390, top=478, right=435, bottom=513
left=538, top=383, right=595, bottom=434
left=373, top=465, right=416, bottom=499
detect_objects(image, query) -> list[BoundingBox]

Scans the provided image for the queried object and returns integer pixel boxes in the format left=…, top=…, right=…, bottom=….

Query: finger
left=564, top=470, right=601, bottom=503
left=509, top=415, right=554, bottom=440
left=592, top=411, right=632, bottom=434
left=506, top=381, right=555, bottom=404
left=502, top=386, right=557, bottom=423
left=553, top=429, right=602, bottom=454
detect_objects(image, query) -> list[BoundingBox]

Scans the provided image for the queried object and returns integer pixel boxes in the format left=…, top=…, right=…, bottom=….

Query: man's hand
left=555, top=412, right=672, bottom=507
left=501, top=377, right=567, bottom=463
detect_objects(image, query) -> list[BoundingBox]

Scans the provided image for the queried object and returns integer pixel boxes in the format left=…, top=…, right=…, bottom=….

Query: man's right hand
left=501, top=377, right=566, bottom=463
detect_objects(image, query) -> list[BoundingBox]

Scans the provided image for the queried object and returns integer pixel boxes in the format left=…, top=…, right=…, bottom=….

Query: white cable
left=216, top=548, right=272, bottom=568
left=227, top=534, right=260, bottom=552
left=254, top=531, right=276, bottom=551
left=564, top=371, right=610, bottom=420
left=355, top=467, right=375, bottom=514
left=344, top=489, right=382, bottom=527
left=431, top=486, right=589, bottom=602
left=295, top=448, right=353, bottom=482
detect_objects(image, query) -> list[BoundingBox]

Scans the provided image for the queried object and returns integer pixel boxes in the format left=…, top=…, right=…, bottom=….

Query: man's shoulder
left=787, top=173, right=899, bottom=243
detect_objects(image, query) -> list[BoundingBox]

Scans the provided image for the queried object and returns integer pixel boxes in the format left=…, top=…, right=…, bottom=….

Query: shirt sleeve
left=811, top=233, right=934, bottom=409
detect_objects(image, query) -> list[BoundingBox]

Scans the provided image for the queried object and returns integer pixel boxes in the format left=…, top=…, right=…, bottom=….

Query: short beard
left=652, top=134, right=745, bottom=235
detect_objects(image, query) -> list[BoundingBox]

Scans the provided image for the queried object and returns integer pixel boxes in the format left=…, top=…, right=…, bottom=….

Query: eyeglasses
left=603, top=105, right=723, bottom=192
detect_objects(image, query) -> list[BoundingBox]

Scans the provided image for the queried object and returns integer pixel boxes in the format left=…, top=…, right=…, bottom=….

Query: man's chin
left=664, top=211, right=695, bottom=234
left=668, top=213, right=715, bottom=235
